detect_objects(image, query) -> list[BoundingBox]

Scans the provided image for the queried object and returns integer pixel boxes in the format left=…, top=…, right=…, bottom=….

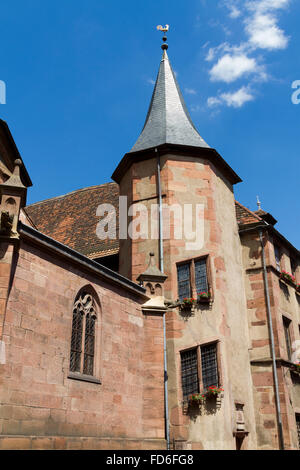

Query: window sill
left=67, top=372, right=101, bottom=385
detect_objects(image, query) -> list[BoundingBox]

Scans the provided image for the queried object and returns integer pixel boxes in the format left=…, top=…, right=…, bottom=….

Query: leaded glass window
left=181, top=349, right=199, bottom=401
left=180, top=343, right=220, bottom=401
left=70, top=306, right=83, bottom=373
left=195, top=258, right=208, bottom=294
left=83, top=313, right=96, bottom=376
left=70, top=291, right=97, bottom=376
left=177, top=263, right=191, bottom=301
left=201, top=343, right=219, bottom=391
left=177, top=257, right=211, bottom=302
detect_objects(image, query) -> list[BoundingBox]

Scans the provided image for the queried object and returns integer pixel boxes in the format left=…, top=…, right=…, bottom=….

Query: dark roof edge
left=0, top=119, right=32, bottom=187
left=18, top=222, right=147, bottom=299
left=268, top=224, right=300, bottom=257
left=25, top=182, right=118, bottom=209
left=239, top=222, right=299, bottom=257
left=112, top=143, right=242, bottom=185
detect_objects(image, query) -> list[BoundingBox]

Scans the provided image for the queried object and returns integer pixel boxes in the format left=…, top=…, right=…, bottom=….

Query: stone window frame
left=282, top=315, right=293, bottom=362
left=68, top=285, right=102, bottom=385
left=274, top=244, right=282, bottom=272
left=290, top=256, right=298, bottom=281
left=179, top=339, right=222, bottom=404
left=176, top=255, right=213, bottom=302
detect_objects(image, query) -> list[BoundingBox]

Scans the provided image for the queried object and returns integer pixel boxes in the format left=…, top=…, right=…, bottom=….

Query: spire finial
left=157, top=24, right=169, bottom=50
left=256, top=195, right=262, bottom=211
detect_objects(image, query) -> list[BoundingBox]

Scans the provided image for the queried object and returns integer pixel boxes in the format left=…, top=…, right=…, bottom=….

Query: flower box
left=203, top=385, right=224, bottom=398
left=188, top=393, right=205, bottom=406
left=187, top=387, right=224, bottom=409
left=180, top=298, right=196, bottom=310
left=280, top=270, right=296, bottom=285
left=197, top=292, right=211, bottom=303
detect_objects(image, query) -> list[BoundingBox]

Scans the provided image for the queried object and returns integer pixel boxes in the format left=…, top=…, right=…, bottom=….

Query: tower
left=112, top=33, right=257, bottom=449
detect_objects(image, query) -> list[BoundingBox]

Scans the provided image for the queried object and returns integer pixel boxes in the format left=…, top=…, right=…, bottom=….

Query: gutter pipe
left=155, top=148, right=170, bottom=450
left=259, top=229, right=284, bottom=450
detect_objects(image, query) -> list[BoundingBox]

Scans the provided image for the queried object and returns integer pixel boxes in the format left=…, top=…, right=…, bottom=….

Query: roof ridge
left=26, top=182, right=118, bottom=208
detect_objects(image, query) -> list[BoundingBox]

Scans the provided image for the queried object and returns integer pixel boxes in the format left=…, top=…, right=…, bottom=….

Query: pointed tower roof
left=130, top=49, right=209, bottom=153
left=112, top=34, right=242, bottom=186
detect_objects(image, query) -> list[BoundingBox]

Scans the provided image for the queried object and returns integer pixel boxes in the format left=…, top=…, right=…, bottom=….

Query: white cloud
left=207, top=96, right=222, bottom=107
left=246, top=0, right=290, bottom=13
left=208, top=86, right=254, bottom=108
left=204, top=0, right=291, bottom=111
left=209, top=54, right=258, bottom=83
left=229, top=6, right=241, bottom=18
left=205, top=42, right=231, bottom=62
left=185, top=88, right=197, bottom=95
left=245, top=12, right=289, bottom=50
left=147, top=78, right=155, bottom=85
left=221, top=87, right=255, bottom=107
left=220, top=0, right=242, bottom=18
left=245, top=0, right=290, bottom=50
left=206, top=48, right=216, bottom=62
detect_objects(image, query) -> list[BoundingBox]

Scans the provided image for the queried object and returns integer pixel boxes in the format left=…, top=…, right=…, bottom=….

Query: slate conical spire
left=130, top=40, right=210, bottom=153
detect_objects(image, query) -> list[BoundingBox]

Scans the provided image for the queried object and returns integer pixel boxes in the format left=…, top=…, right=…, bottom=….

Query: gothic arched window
left=70, top=290, right=97, bottom=376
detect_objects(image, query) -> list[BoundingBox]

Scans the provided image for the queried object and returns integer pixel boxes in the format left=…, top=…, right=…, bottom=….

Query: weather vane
left=256, top=196, right=262, bottom=211
left=156, top=24, right=169, bottom=50
left=157, top=24, right=169, bottom=33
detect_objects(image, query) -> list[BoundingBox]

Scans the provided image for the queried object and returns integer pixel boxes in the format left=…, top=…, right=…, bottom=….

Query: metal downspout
left=259, top=229, right=284, bottom=450
left=156, top=148, right=170, bottom=450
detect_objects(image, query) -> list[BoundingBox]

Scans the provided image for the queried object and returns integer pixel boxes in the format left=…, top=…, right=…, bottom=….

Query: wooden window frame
left=176, top=255, right=213, bottom=302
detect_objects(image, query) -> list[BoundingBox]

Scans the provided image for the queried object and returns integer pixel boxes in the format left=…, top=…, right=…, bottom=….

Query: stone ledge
left=0, top=436, right=167, bottom=450
left=67, top=372, right=102, bottom=385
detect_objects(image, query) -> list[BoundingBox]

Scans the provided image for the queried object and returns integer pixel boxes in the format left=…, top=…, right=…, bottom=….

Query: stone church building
left=0, top=40, right=299, bottom=450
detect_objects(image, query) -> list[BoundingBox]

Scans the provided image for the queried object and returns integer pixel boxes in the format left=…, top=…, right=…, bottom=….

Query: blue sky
left=0, top=0, right=299, bottom=248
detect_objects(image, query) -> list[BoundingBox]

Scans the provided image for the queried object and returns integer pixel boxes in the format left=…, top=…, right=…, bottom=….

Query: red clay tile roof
left=25, top=183, right=119, bottom=258
left=235, top=200, right=262, bottom=226
left=25, top=183, right=261, bottom=259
